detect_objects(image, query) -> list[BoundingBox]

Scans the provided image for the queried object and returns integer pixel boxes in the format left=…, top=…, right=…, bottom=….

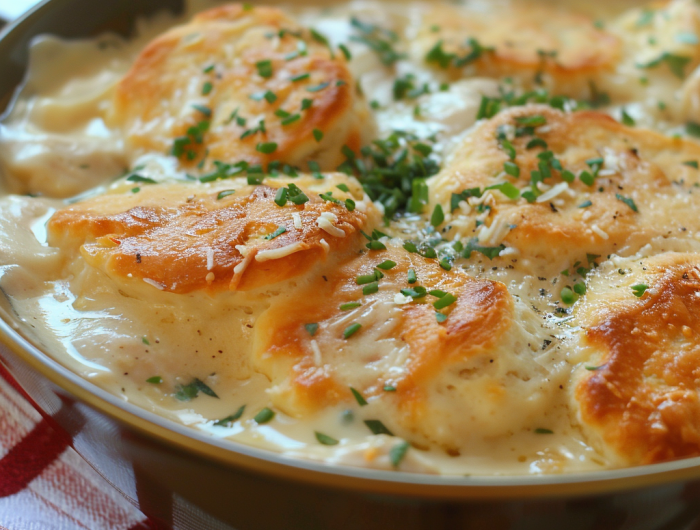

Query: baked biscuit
left=253, top=243, right=557, bottom=450
left=415, top=2, right=620, bottom=99
left=429, top=104, right=700, bottom=269
left=571, top=252, right=700, bottom=465
left=47, top=174, right=376, bottom=294
left=109, top=4, right=372, bottom=171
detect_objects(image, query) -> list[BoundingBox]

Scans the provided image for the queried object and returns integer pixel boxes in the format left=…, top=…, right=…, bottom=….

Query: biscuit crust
left=110, top=4, right=372, bottom=171
left=47, top=176, right=372, bottom=293
left=572, top=253, right=700, bottom=465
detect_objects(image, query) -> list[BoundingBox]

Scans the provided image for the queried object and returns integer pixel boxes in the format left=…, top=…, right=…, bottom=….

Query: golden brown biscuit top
left=573, top=253, right=700, bottom=465
left=430, top=104, right=700, bottom=265
left=417, top=3, right=620, bottom=97
left=110, top=4, right=370, bottom=171
left=47, top=175, right=373, bottom=294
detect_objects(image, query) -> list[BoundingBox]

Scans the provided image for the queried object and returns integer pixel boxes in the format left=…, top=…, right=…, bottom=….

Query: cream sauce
left=0, top=0, right=692, bottom=475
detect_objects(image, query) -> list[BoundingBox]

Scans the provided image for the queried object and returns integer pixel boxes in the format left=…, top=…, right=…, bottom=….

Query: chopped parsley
left=254, top=407, right=275, bottom=424
left=146, top=376, right=162, bottom=384
left=616, top=193, right=638, bottom=212
left=350, top=387, right=368, bottom=406
left=315, top=431, right=339, bottom=445
left=637, top=52, right=692, bottom=79
left=174, top=378, right=219, bottom=401
left=213, top=405, right=246, bottom=426
left=256, top=142, right=278, bottom=154
left=433, top=293, right=457, bottom=310
left=631, top=284, right=649, bottom=297
left=343, top=322, right=362, bottom=338
left=621, top=108, right=635, bottom=126
left=430, top=204, right=444, bottom=227
left=201, top=81, right=213, bottom=95
left=349, top=17, right=405, bottom=66
left=264, top=226, right=286, bottom=240
left=462, top=238, right=505, bottom=260
left=313, top=128, right=324, bottom=142
left=364, top=419, right=393, bottom=436
left=217, top=190, right=236, bottom=200
left=389, top=440, right=410, bottom=467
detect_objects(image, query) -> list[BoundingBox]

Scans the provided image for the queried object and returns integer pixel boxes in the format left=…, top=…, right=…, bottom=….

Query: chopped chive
left=433, top=293, right=457, bottom=310
left=561, top=287, right=577, bottom=305
left=146, top=376, right=162, bottom=384
left=290, top=73, right=310, bottom=82
left=356, top=273, right=379, bottom=285
left=274, top=187, right=288, bottom=206
left=343, top=322, right=362, bottom=338
left=336, top=183, right=350, bottom=192
left=306, top=82, right=330, bottom=92
left=526, top=138, right=548, bottom=150
left=254, top=407, right=275, bottom=424
left=363, top=282, right=379, bottom=295
left=683, top=160, right=699, bottom=168
left=376, top=260, right=397, bottom=270
left=264, top=91, right=277, bottom=103
left=383, top=385, right=396, bottom=391
left=631, top=284, right=648, bottom=297
left=142, top=336, right=150, bottom=345
left=340, top=302, right=361, bottom=311
left=615, top=193, right=638, bottom=212
left=578, top=200, right=592, bottom=208
left=573, top=282, right=586, bottom=296
left=585, top=365, right=604, bottom=371
left=192, top=104, right=212, bottom=117
left=301, top=98, right=313, bottom=110
left=430, top=204, right=444, bottom=227
left=407, top=269, right=417, bottom=284
left=345, top=198, right=356, bottom=211
left=264, top=226, right=286, bottom=240
left=515, top=115, right=546, bottom=126
left=217, top=190, right=236, bottom=200
left=281, top=114, right=301, bottom=125
left=305, top=323, right=319, bottom=336
left=366, top=240, right=387, bottom=250
left=201, top=81, right=213, bottom=95
left=213, top=405, right=246, bottom=426
left=504, top=161, right=520, bottom=177
left=315, top=431, right=339, bottom=445
left=561, top=169, right=575, bottom=183
left=256, top=142, right=278, bottom=154
left=389, top=440, right=410, bottom=467
left=621, top=108, right=635, bottom=126
left=364, top=419, right=393, bottom=436
left=255, top=59, right=273, bottom=78
left=534, top=428, right=553, bottom=434
left=579, top=171, right=595, bottom=186
left=435, top=312, right=447, bottom=323
left=313, top=129, right=324, bottom=142
left=339, top=44, right=352, bottom=60
left=439, top=258, right=452, bottom=271
left=203, top=64, right=215, bottom=73
left=350, top=387, right=368, bottom=406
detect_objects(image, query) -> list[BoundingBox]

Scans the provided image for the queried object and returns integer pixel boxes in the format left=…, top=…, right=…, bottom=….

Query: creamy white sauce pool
left=0, top=0, right=688, bottom=475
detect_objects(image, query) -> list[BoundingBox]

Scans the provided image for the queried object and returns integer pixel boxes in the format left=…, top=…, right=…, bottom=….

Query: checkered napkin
left=0, top=361, right=154, bottom=530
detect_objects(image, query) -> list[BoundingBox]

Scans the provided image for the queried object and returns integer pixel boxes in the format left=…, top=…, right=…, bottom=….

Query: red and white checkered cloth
left=0, top=361, right=156, bottom=530
left=0, top=358, right=241, bottom=530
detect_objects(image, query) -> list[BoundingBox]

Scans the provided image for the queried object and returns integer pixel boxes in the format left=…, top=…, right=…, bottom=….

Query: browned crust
left=253, top=247, right=513, bottom=419
left=419, top=3, right=620, bottom=96
left=433, top=104, right=700, bottom=261
left=47, top=182, right=368, bottom=294
left=110, top=4, right=366, bottom=170
left=576, top=254, right=700, bottom=464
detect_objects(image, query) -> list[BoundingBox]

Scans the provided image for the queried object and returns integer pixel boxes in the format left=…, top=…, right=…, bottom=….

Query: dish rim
left=3, top=0, right=700, bottom=501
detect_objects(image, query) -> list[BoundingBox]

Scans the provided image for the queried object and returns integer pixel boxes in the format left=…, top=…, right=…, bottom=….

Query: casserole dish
left=3, top=1, right=700, bottom=528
